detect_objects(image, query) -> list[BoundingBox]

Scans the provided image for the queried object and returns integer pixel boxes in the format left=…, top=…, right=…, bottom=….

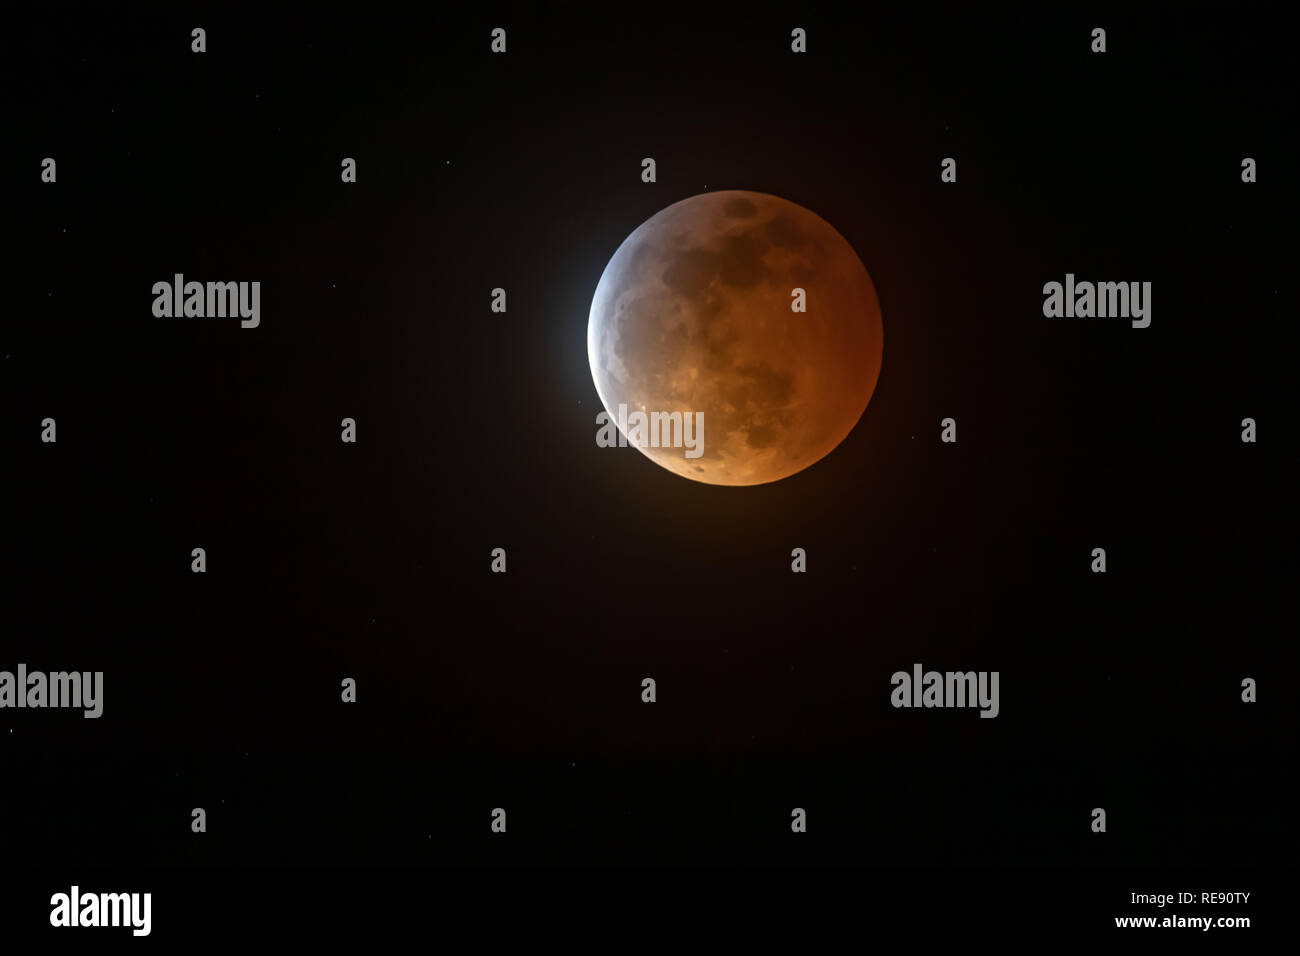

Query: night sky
left=3, top=2, right=1290, bottom=920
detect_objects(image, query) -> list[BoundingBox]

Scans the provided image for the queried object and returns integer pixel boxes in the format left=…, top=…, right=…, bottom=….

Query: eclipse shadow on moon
left=587, top=190, right=884, bottom=486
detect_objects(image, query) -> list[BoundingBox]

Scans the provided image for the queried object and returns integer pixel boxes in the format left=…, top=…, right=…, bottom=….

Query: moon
left=587, top=190, right=884, bottom=486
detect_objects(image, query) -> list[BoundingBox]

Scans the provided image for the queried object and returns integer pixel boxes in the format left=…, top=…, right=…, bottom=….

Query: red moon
left=588, top=190, right=884, bottom=485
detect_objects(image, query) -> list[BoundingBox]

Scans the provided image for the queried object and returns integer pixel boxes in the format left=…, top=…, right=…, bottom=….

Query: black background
left=2, top=1, right=1290, bottom=917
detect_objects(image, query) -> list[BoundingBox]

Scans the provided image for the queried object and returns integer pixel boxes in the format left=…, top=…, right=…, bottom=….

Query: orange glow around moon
left=588, top=190, right=884, bottom=486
